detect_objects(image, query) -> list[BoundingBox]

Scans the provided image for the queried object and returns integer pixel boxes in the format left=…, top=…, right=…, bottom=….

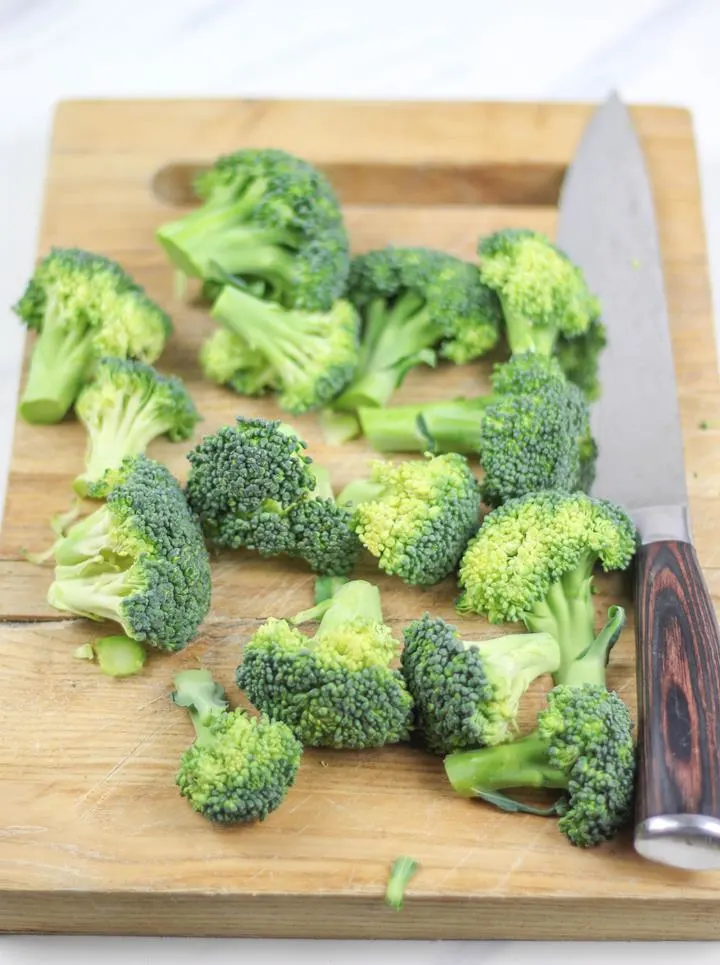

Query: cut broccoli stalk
left=358, top=396, right=492, bottom=453
left=385, top=856, right=420, bottom=911
left=48, top=559, right=147, bottom=627
left=445, top=731, right=567, bottom=797
left=20, top=324, right=94, bottom=425
left=94, top=634, right=147, bottom=677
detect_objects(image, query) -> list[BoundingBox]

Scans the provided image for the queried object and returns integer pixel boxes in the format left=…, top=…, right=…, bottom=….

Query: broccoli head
left=74, top=358, right=199, bottom=498
left=458, top=491, right=637, bottom=683
left=156, top=148, right=350, bottom=309
left=200, top=327, right=277, bottom=398
left=210, top=284, right=359, bottom=413
left=339, top=453, right=481, bottom=586
left=237, top=580, right=413, bottom=749
left=358, top=353, right=595, bottom=507
left=46, top=456, right=211, bottom=651
left=173, top=669, right=302, bottom=824
left=444, top=605, right=635, bottom=847
left=402, top=614, right=561, bottom=754
left=185, top=417, right=358, bottom=575
left=13, top=248, right=172, bottom=425
left=330, top=247, right=501, bottom=415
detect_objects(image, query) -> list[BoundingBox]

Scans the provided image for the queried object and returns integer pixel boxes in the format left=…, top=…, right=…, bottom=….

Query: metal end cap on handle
left=635, top=814, right=720, bottom=871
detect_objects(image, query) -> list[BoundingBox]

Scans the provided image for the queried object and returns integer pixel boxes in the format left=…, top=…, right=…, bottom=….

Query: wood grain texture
left=1, top=98, right=720, bottom=939
left=636, top=541, right=720, bottom=823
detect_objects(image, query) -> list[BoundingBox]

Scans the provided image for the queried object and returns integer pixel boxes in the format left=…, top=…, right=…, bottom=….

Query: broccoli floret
left=478, top=229, right=599, bottom=355
left=210, top=284, right=359, bottom=413
left=156, top=148, right=350, bottom=309
left=286, top=465, right=361, bottom=577
left=13, top=248, right=172, bottom=425
left=458, top=491, right=637, bottom=683
left=330, top=247, right=501, bottom=415
left=73, top=358, right=199, bottom=498
left=445, top=606, right=635, bottom=847
left=402, top=614, right=560, bottom=754
left=555, top=315, right=607, bottom=402
left=46, top=456, right=211, bottom=651
left=237, top=580, right=413, bottom=749
left=339, top=453, right=481, bottom=586
left=173, top=668, right=302, bottom=825
left=200, top=327, right=277, bottom=397
left=185, top=417, right=357, bottom=574
left=358, top=354, right=595, bottom=507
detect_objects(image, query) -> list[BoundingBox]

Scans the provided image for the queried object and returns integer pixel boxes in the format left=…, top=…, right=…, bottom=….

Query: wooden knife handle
left=635, top=540, right=720, bottom=833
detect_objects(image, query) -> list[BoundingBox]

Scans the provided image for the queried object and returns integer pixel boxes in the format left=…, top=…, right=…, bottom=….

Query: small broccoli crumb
left=385, top=856, right=420, bottom=911
left=73, top=643, right=95, bottom=661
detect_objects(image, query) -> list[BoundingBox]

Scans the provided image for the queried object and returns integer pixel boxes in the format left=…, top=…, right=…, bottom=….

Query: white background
left=1, top=0, right=719, bottom=961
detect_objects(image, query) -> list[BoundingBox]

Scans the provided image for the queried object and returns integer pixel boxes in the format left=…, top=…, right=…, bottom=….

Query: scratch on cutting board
left=0, top=826, right=47, bottom=837
left=75, top=721, right=174, bottom=816
left=488, top=822, right=549, bottom=895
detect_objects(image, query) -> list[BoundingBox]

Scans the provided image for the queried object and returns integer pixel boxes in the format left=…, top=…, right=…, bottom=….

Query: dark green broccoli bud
left=445, top=607, right=635, bottom=847
left=156, top=148, right=350, bottom=309
left=358, top=354, right=594, bottom=507
left=185, top=416, right=315, bottom=551
left=331, top=247, right=501, bottom=415
left=555, top=315, right=607, bottom=402
left=74, top=358, right=199, bottom=498
left=173, top=668, right=302, bottom=825
left=210, top=285, right=359, bottom=413
left=339, top=453, right=481, bottom=586
left=286, top=466, right=361, bottom=576
left=385, top=856, right=420, bottom=911
left=458, top=491, right=638, bottom=683
left=46, top=456, right=212, bottom=651
left=237, top=580, right=413, bottom=749
left=402, top=614, right=560, bottom=754
left=478, top=229, right=600, bottom=356
left=13, top=248, right=172, bottom=425
left=199, top=327, right=277, bottom=397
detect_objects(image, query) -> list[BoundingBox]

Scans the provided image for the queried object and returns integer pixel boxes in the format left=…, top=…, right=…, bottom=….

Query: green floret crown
left=46, top=456, right=211, bottom=651
left=478, top=229, right=599, bottom=354
left=401, top=614, right=561, bottom=754
left=173, top=669, right=302, bottom=825
left=236, top=581, right=413, bottom=749
left=74, top=357, right=199, bottom=496
left=157, top=148, right=350, bottom=310
left=340, top=453, right=481, bottom=586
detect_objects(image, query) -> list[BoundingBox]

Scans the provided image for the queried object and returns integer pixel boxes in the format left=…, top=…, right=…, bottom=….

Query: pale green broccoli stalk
left=339, top=453, right=481, bottom=586
left=210, top=285, right=359, bottom=413
left=46, top=456, right=212, bottom=652
left=236, top=580, right=413, bottom=749
left=13, top=248, right=172, bottom=424
left=358, top=354, right=596, bottom=506
left=74, top=358, right=199, bottom=497
left=458, top=491, right=637, bottom=684
left=93, top=634, right=147, bottom=677
left=173, top=668, right=302, bottom=825
left=402, top=614, right=561, bottom=754
left=156, top=148, right=350, bottom=309
left=385, top=856, right=420, bottom=911
left=331, top=247, right=501, bottom=416
left=445, top=607, right=635, bottom=848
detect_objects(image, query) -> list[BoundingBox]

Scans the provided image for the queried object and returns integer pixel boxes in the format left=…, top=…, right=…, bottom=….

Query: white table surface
left=1, top=0, right=719, bottom=961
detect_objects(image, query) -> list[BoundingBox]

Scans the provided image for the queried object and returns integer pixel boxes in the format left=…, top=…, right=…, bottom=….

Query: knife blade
left=556, top=93, right=720, bottom=871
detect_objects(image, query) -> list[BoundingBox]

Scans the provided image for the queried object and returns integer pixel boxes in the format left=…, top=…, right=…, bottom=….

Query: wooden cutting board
left=2, top=98, right=720, bottom=940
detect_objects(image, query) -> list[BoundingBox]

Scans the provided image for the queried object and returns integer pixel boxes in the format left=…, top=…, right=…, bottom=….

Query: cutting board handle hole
left=152, top=161, right=566, bottom=208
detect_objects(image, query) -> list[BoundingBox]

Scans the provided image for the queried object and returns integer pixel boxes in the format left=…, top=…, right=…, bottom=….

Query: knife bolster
left=633, top=504, right=692, bottom=545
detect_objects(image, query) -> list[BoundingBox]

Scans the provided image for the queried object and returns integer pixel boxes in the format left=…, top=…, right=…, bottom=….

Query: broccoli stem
left=291, top=579, right=382, bottom=629
left=359, top=397, right=493, bottom=453
left=524, top=560, right=597, bottom=685
left=51, top=505, right=112, bottom=566
left=172, top=669, right=228, bottom=742
left=444, top=731, right=567, bottom=797
left=385, top=856, right=420, bottom=911
left=337, top=478, right=387, bottom=509
left=561, top=604, right=626, bottom=688
left=212, top=285, right=318, bottom=383
left=334, top=293, right=443, bottom=411
left=156, top=178, right=298, bottom=284
left=20, top=323, right=94, bottom=424
left=75, top=395, right=174, bottom=496
left=502, top=300, right=558, bottom=357
left=472, top=632, right=561, bottom=709
left=94, top=634, right=147, bottom=678
left=47, top=564, right=138, bottom=627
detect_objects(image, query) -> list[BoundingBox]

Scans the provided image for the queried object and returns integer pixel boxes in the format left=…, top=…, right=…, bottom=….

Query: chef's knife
left=556, top=93, right=720, bottom=871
